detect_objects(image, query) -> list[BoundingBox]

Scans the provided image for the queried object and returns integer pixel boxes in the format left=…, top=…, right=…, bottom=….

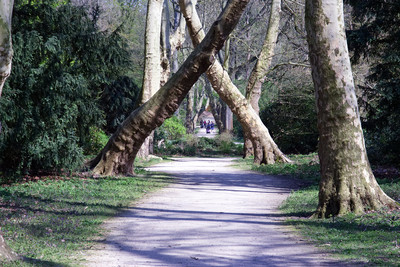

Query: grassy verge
left=236, top=154, right=400, bottom=266
left=0, top=158, right=171, bottom=266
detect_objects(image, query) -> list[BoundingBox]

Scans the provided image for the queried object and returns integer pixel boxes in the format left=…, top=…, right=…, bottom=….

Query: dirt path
left=83, top=157, right=351, bottom=266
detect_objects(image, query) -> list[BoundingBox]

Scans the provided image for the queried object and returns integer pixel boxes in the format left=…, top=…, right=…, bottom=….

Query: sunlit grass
left=0, top=160, right=172, bottom=266
left=236, top=154, right=400, bottom=266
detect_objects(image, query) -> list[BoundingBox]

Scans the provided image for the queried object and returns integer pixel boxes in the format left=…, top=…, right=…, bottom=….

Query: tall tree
left=243, top=0, right=281, bottom=157
left=136, top=0, right=164, bottom=158
left=89, top=0, right=250, bottom=176
left=0, top=0, right=18, bottom=262
left=181, top=0, right=291, bottom=164
left=305, top=0, right=398, bottom=217
left=0, top=0, right=13, bottom=97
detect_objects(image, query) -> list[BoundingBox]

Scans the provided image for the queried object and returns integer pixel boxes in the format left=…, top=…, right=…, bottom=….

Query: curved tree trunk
left=90, top=0, right=250, bottom=176
left=181, top=0, right=291, bottom=164
left=305, top=0, right=399, bottom=217
left=243, top=0, right=281, bottom=158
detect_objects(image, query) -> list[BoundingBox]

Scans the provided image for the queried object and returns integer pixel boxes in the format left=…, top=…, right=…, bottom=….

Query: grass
left=0, top=158, right=171, bottom=266
left=235, top=153, right=320, bottom=182
left=236, top=154, right=400, bottom=266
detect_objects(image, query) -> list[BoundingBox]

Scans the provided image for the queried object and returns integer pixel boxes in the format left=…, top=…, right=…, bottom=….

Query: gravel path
left=83, top=157, right=352, bottom=266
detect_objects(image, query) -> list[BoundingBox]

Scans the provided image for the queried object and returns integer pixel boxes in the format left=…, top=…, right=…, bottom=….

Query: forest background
left=0, top=0, right=399, bottom=180
left=0, top=0, right=399, bottom=264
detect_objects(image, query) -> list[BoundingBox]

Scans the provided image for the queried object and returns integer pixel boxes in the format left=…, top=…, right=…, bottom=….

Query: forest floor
left=83, top=157, right=361, bottom=266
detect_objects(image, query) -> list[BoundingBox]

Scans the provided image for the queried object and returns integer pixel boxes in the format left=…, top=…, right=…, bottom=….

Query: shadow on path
left=84, top=157, right=358, bottom=266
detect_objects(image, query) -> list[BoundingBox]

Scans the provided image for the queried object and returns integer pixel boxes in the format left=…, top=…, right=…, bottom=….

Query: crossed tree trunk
left=180, top=0, right=291, bottom=164
left=243, top=0, right=281, bottom=158
left=89, top=0, right=250, bottom=176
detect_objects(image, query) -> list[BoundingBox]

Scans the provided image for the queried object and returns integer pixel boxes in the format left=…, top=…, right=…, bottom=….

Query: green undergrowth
left=235, top=153, right=320, bottom=182
left=236, top=154, right=400, bottom=266
left=0, top=159, right=171, bottom=266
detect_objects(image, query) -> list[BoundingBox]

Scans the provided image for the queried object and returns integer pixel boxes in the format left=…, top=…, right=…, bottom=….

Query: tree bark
left=181, top=0, right=291, bottom=164
left=190, top=81, right=207, bottom=130
left=90, top=0, right=250, bottom=176
left=0, top=0, right=13, bottom=97
left=0, top=230, right=19, bottom=262
left=0, top=0, right=18, bottom=262
left=243, top=0, right=281, bottom=158
left=185, top=87, right=194, bottom=133
left=305, top=0, right=399, bottom=217
left=204, top=78, right=225, bottom=133
left=136, top=0, right=164, bottom=159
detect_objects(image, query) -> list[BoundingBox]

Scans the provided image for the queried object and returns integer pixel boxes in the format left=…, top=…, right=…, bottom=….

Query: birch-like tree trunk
left=0, top=0, right=19, bottom=262
left=136, top=0, right=163, bottom=159
left=181, top=0, right=290, bottom=164
left=305, top=0, right=399, bottom=217
left=0, top=0, right=13, bottom=97
left=185, top=87, right=194, bottom=133
left=243, top=0, right=281, bottom=157
left=90, top=0, right=250, bottom=176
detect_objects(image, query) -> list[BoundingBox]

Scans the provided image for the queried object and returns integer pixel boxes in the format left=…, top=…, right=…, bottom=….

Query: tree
left=0, top=0, right=13, bottom=97
left=346, top=0, right=400, bottom=166
left=0, top=0, right=19, bottom=262
left=243, top=0, right=281, bottom=157
left=181, top=0, right=291, bottom=164
left=305, top=0, right=398, bottom=217
left=89, top=0, right=250, bottom=176
left=136, top=0, right=164, bottom=159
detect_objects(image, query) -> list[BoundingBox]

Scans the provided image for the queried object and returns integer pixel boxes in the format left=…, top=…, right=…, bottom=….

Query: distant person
left=210, top=122, right=214, bottom=132
left=200, top=120, right=204, bottom=128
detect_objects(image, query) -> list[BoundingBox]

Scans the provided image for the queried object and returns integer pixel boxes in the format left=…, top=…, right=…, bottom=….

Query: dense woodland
left=0, top=0, right=399, bottom=262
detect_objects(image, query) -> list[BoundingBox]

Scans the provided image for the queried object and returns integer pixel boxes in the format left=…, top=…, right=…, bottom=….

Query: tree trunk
left=204, top=79, right=225, bottom=133
left=90, top=0, right=250, bottom=176
left=243, top=0, right=281, bottom=158
left=305, top=0, right=399, bottom=217
left=160, top=0, right=171, bottom=87
left=185, top=88, right=194, bottom=133
left=0, top=1, right=18, bottom=262
left=0, top=230, right=19, bottom=262
left=181, top=0, right=291, bottom=164
left=136, top=0, right=163, bottom=159
left=0, top=0, right=13, bottom=97
left=190, top=82, right=207, bottom=130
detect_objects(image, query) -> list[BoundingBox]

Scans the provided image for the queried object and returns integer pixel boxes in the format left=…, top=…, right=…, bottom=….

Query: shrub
left=84, top=127, right=109, bottom=155
left=0, top=2, right=133, bottom=175
left=155, top=116, right=186, bottom=141
left=215, top=132, right=234, bottom=154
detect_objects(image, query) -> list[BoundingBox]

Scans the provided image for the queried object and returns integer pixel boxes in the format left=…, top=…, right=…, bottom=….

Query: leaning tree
left=89, top=0, right=250, bottom=176
left=305, top=0, right=399, bottom=217
left=181, top=0, right=291, bottom=164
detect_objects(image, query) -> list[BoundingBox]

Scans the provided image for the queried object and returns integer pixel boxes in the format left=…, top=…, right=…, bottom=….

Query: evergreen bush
left=0, top=1, right=134, bottom=175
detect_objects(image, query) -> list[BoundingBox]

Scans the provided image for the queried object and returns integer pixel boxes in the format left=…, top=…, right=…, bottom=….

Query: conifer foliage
left=0, top=0, right=136, bottom=175
left=346, top=0, right=400, bottom=165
